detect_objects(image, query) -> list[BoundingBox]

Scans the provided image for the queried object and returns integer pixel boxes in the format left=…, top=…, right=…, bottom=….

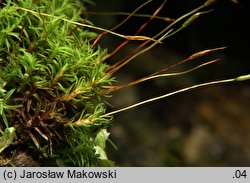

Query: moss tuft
left=0, top=0, right=114, bottom=166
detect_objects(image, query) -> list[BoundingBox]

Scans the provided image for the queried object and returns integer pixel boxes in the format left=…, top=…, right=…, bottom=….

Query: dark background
left=88, top=0, right=250, bottom=166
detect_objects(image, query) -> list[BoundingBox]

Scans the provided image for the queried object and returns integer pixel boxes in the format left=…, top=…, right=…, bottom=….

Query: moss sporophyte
left=0, top=0, right=249, bottom=166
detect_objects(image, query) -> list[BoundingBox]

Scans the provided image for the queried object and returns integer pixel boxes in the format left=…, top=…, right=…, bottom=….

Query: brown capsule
left=203, top=0, right=218, bottom=7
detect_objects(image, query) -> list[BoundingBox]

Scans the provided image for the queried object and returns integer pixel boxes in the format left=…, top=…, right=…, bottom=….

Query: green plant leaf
left=94, top=146, right=108, bottom=160
left=0, top=127, right=15, bottom=153
left=94, top=129, right=110, bottom=149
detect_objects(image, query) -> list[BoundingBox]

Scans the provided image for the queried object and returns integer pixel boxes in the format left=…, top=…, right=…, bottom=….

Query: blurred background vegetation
left=87, top=0, right=250, bottom=166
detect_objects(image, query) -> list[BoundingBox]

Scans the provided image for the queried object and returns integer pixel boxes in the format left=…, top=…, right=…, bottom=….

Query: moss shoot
left=0, top=0, right=114, bottom=166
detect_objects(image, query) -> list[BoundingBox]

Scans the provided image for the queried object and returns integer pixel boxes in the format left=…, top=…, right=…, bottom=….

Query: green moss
left=0, top=0, right=114, bottom=166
